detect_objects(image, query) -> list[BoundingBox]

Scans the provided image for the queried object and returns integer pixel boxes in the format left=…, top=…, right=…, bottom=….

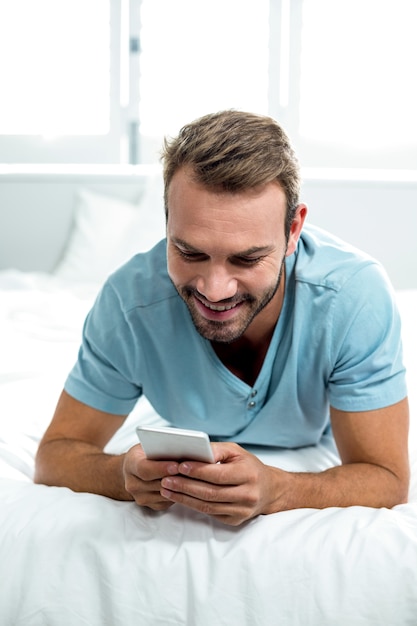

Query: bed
left=1, top=169, right=417, bottom=625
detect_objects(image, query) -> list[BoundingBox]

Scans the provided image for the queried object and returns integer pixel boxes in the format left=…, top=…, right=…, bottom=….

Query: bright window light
left=139, top=0, right=270, bottom=142
left=0, top=0, right=110, bottom=136
left=299, top=0, right=417, bottom=151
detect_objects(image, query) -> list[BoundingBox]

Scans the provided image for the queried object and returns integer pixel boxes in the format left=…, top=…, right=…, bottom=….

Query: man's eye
left=177, top=249, right=205, bottom=262
left=234, top=256, right=263, bottom=266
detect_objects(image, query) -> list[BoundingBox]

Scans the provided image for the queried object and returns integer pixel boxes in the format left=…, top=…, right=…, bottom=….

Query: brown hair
left=161, top=110, right=301, bottom=236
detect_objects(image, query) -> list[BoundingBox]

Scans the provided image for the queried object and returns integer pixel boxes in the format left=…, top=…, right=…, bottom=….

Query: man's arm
left=36, top=392, right=409, bottom=525
left=325, top=399, right=410, bottom=507
left=34, top=390, right=130, bottom=498
left=34, top=390, right=179, bottom=509
left=270, top=398, right=410, bottom=511
left=158, top=398, right=410, bottom=525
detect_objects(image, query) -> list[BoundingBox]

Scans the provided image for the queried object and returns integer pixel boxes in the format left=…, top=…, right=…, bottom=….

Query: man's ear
left=286, top=204, right=308, bottom=256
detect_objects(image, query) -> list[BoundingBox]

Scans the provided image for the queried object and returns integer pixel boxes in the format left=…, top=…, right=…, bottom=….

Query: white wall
left=301, top=176, right=417, bottom=290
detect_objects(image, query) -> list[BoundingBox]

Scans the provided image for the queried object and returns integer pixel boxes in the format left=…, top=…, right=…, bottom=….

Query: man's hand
left=37, top=393, right=409, bottom=525
left=158, top=395, right=411, bottom=526
left=123, top=444, right=180, bottom=511
left=159, top=443, right=283, bottom=526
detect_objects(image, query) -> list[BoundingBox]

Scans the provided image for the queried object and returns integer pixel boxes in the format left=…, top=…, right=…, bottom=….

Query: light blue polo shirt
left=65, top=224, right=407, bottom=448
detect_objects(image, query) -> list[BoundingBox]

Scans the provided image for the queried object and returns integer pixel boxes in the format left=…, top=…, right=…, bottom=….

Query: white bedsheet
left=1, top=270, right=417, bottom=625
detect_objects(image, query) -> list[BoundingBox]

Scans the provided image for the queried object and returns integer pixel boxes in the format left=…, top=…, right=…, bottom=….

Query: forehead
left=167, top=168, right=287, bottom=245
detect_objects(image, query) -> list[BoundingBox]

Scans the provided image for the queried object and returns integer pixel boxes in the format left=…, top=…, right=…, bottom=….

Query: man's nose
left=195, top=264, right=238, bottom=302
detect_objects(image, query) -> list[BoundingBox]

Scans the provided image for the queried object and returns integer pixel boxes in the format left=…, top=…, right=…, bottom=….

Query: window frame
left=1, top=0, right=415, bottom=173
left=268, top=0, right=417, bottom=172
left=0, top=0, right=125, bottom=164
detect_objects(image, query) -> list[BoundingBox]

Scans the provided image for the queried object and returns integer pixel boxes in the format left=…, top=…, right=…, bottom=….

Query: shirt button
left=248, top=401, right=256, bottom=408
left=251, top=389, right=257, bottom=397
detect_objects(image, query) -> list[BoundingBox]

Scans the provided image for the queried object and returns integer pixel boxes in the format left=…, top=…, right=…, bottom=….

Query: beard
left=174, top=257, right=286, bottom=344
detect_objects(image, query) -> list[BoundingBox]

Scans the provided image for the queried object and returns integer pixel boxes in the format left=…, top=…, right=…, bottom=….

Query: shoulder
left=84, top=239, right=180, bottom=337
left=290, top=226, right=405, bottom=411
left=294, top=223, right=391, bottom=294
left=290, top=223, right=399, bottom=343
left=101, top=239, right=178, bottom=314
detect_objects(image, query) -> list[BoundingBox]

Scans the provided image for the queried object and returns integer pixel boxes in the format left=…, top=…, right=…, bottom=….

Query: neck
left=212, top=271, right=286, bottom=386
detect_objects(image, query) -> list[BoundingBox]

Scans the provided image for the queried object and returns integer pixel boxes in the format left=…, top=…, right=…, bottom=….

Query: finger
left=161, top=475, right=238, bottom=503
left=128, top=475, right=176, bottom=510
left=128, top=446, right=180, bottom=481
left=146, top=501, right=175, bottom=511
left=139, top=459, right=180, bottom=481
left=178, top=461, right=236, bottom=485
left=138, top=493, right=175, bottom=511
left=178, top=445, right=253, bottom=485
left=159, top=485, right=250, bottom=524
left=211, top=442, right=245, bottom=463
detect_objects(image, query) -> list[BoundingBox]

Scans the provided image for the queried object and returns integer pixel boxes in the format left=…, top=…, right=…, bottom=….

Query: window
left=0, top=1, right=110, bottom=136
left=138, top=0, right=270, bottom=162
left=0, top=0, right=270, bottom=165
left=0, top=0, right=121, bottom=163
left=271, top=0, right=417, bottom=170
left=1, top=0, right=415, bottom=170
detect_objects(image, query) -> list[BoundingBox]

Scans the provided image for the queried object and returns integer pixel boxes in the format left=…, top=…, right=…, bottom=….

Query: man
left=35, top=110, right=409, bottom=526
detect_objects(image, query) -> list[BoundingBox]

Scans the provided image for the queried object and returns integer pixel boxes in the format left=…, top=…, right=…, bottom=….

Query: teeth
left=205, top=302, right=237, bottom=312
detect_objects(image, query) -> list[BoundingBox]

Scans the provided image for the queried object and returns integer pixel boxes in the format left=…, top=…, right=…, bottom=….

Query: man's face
left=166, top=167, right=304, bottom=344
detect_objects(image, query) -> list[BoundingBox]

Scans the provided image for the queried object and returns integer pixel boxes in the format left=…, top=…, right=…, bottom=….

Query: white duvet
left=1, top=270, right=417, bottom=626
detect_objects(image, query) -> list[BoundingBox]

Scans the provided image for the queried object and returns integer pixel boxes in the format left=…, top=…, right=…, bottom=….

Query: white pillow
left=54, top=174, right=165, bottom=284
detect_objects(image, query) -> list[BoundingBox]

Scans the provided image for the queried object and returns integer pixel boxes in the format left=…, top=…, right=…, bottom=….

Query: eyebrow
left=171, top=237, right=274, bottom=256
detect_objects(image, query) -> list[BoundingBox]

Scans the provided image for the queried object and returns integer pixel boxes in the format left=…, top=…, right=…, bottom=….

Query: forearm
left=34, top=439, right=133, bottom=501
left=269, top=462, right=409, bottom=513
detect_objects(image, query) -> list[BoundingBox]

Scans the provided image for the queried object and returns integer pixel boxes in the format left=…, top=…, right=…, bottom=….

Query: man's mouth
left=203, top=301, right=239, bottom=312
left=193, top=294, right=244, bottom=320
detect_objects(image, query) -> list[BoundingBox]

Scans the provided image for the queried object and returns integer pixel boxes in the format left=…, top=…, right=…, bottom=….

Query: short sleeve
left=327, top=262, right=407, bottom=411
left=64, top=281, right=142, bottom=415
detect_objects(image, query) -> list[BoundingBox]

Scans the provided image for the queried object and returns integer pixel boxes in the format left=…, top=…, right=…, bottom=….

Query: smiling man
left=167, top=170, right=292, bottom=350
left=35, top=110, right=409, bottom=526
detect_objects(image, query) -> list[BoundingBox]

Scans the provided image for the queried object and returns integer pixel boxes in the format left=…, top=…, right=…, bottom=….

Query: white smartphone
left=136, top=425, right=215, bottom=463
